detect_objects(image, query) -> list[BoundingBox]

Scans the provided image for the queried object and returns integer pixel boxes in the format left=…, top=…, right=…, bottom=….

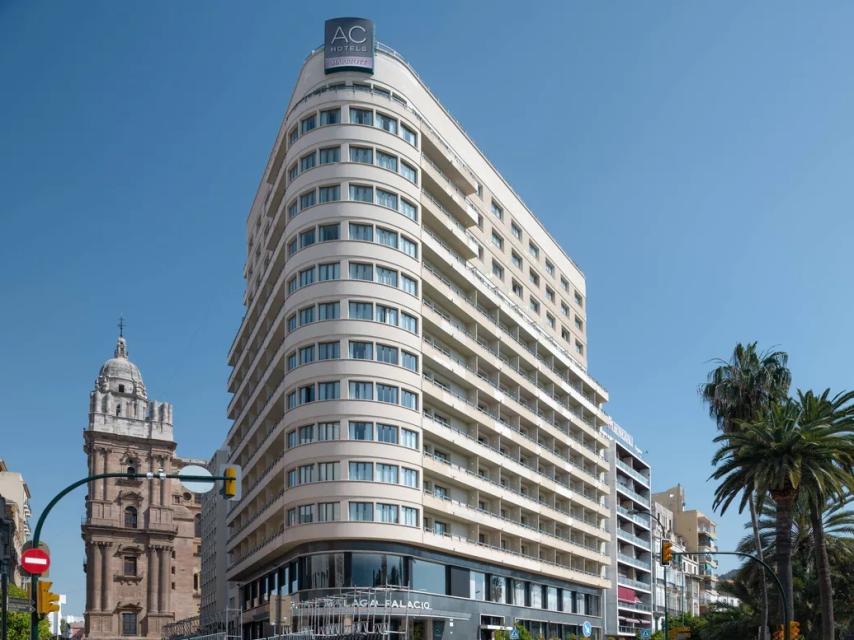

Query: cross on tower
left=118, top=316, right=126, bottom=338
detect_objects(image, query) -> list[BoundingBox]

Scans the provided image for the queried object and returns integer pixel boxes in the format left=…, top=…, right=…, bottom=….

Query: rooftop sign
left=324, top=17, right=374, bottom=74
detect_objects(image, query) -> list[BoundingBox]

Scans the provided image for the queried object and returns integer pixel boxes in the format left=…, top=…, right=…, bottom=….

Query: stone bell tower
left=82, top=333, right=202, bottom=640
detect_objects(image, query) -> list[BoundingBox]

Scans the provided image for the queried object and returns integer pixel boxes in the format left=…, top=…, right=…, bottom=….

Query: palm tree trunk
left=773, top=491, right=796, bottom=623
left=750, top=496, right=770, bottom=640
left=810, top=500, right=834, bottom=640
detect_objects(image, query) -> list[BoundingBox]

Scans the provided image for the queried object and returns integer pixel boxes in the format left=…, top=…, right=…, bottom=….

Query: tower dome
left=96, top=336, right=147, bottom=399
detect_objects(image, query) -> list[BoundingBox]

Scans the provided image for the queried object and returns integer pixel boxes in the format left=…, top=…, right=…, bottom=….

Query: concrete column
left=147, top=546, right=158, bottom=613
left=100, top=543, right=111, bottom=611
left=91, top=543, right=102, bottom=611
left=158, top=548, right=170, bottom=613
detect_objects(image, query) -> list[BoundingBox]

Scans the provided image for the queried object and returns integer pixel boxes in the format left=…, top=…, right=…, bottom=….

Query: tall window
left=121, top=613, right=137, bottom=636
left=124, top=506, right=138, bottom=528
left=123, top=556, right=137, bottom=576
left=194, top=514, right=201, bottom=537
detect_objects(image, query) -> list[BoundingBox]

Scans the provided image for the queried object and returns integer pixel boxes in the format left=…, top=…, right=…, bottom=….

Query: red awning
left=618, top=586, right=639, bottom=602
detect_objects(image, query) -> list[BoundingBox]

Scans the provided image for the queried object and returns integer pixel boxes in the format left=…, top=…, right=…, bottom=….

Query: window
left=529, top=269, right=540, bottom=286
left=317, top=381, right=339, bottom=400
left=376, top=150, right=398, bottom=171
left=402, top=351, right=418, bottom=371
left=377, top=503, right=399, bottom=523
left=121, top=613, right=137, bottom=637
left=511, top=221, right=522, bottom=240
left=402, top=467, right=418, bottom=488
left=319, top=146, right=340, bottom=164
left=288, top=163, right=299, bottom=182
left=287, top=391, right=297, bottom=410
left=561, top=326, right=570, bottom=342
left=376, top=189, right=398, bottom=209
left=349, top=381, right=373, bottom=400
left=317, top=462, right=339, bottom=481
left=530, top=297, right=540, bottom=314
left=401, top=389, right=418, bottom=410
left=376, top=344, right=398, bottom=364
left=401, top=236, right=418, bottom=258
left=300, top=114, right=316, bottom=134
left=349, top=341, right=373, bottom=360
left=123, top=556, right=137, bottom=576
left=298, top=384, right=315, bottom=404
left=349, top=502, right=373, bottom=521
left=287, top=508, right=296, bottom=526
left=375, top=305, right=398, bottom=325
left=124, top=506, right=137, bottom=528
left=319, top=108, right=340, bottom=125
left=298, top=267, right=314, bottom=287
left=575, top=340, right=584, bottom=356
left=318, top=502, right=340, bottom=522
left=400, top=161, right=417, bottom=183
left=433, top=521, right=448, bottom=535
left=491, top=231, right=504, bottom=250
left=298, top=306, right=314, bottom=324
left=377, top=423, right=398, bottom=443
left=300, top=152, right=316, bottom=172
left=561, top=276, right=570, bottom=292
left=399, top=198, right=418, bottom=220
left=298, top=504, right=314, bottom=524
left=511, top=251, right=522, bottom=269
left=512, top=280, right=523, bottom=297
left=299, top=190, right=316, bottom=209
left=349, top=462, right=373, bottom=481
left=376, top=266, right=398, bottom=287
left=287, top=238, right=298, bottom=257
left=376, top=227, right=398, bottom=248
left=288, top=127, right=298, bottom=146
left=529, top=241, right=540, bottom=259
left=401, top=313, right=418, bottom=333
left=349, top=184, right=373, bottom=202
left=401, top=428, right=418, bottom=449
left=546, top=313, right=555, bottom=329
left=401, top=124, right=417, bottom=145
left=491, top=260, right=504, bottom=280
left=349, top=262, right=373, bottom=280
left=471, top=572, right=486, bottom=600
left=575, top=316, right=584, bottom=331
left=287, top=314, right=297, bottom=332
left=402, top=506, right=419, bottom=526
left=376, top=464, right=398, bottom=484
left=318, top=301, right=339, bottom=320
left=288, top=200, right=298, bottom=219
left=299, top=228, right=315, bottom=248
left=545, top=260, right=555, bottom=276
left=299, top=424, right=314, bottom=444
left=299, top=345, right=314, bottom=365
left=376, top=112, right=398, bottom=133
left=575, top=291, right=584, bottom=308
left=546, top=287, right=555, bottom=303
left=349, top=421, right=373, bottom=440
left=489, top=576, right=506, bottom=603
left=350, top=146, right=373, bottom=164
left=319, top=185, right=340, bottom=203
left=317, top=421, right=339, bottom=440
left=318, top=262, right=340, bottom=281
left=319, top=223, right=340, bottom=241
left=377, top=384, right=399, bottom=404
left=491, top=200, right=503, bottom=220
left=401, top=275, right=418, bottom=296
left=349, top=222, right=373, bottom=241
left=349, top=301, right=373, bottom=320
left=350, top=108, right=373, bottom=125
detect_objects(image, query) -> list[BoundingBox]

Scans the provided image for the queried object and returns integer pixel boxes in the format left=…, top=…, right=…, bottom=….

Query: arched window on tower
left=126, top=465, right=136, bottom=476
left=194, top=513, right=202, bottom=537
left=124, top=506, right=138, bottom=528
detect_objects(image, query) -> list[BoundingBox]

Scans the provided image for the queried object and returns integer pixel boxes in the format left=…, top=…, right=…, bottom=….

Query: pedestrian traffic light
left=222, top=465, right=241, bottom=501
left=36, top=580, right=60, bottom=615
left=660, top=539, right=672, bottom=566
left=789, top=621, right=800, bottom=639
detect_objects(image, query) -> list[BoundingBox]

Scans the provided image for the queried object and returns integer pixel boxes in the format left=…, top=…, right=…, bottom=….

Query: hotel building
left=223, top=18, right=619, bottom=640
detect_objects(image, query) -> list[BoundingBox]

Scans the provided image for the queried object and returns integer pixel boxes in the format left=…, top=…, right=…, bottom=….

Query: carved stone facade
left=82, top=336, right=202, bottom=640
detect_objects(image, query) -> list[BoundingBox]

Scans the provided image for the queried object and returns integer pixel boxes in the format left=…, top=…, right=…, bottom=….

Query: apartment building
left=652, top=485, right=719, bottom=612
left=652, top=500, right=701, bottom=621
left=602, top=424, right=653, bottom=636
left=223, top=18, right=615, bottom=640
left=0, top=460, right=31, bottom=586
left=200, top=447, right=236, bottom=630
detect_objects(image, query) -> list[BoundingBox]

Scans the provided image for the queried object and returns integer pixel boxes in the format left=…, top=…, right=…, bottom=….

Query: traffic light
left=772, top=625, right=784, bottom=640
left=789, top=621, right=800, bottom=639
left=660, top=539, right=672, bottom=566
left=222, top=465, right=242, bottom=501
left=36, top=580, right=60, bottom=615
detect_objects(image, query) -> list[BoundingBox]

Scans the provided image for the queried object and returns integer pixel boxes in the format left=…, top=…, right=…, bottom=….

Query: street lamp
left=627, top=507, right=667, bottom=637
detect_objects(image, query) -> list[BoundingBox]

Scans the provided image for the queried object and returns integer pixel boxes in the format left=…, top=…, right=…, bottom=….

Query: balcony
left=617, top=575, right=652, bottom=592
left=616, top=482, right=650, bottom=506
left=617, top=505, right=651, bottom=529
left=616, top=459, right=650, bottom=486
left=616, top=528, right=651, bottom=548
left=618, top=553, right=652, bottom=572
left=419, top=127, right=479, bottom=198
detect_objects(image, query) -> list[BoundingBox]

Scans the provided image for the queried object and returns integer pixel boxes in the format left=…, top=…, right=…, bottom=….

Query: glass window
left=298, top=306, right=314, bottom=325
left=349, top=222, right=373, bottom=241
left=561, top=276, right=570, bottom=292
left=287, top=352, right=297, bottom=370
left=376, top=112, right=398, bottom=134
left=287, top=391, right=296, bottom=410
left=298, top=425, right=314, bottom=445
left=319, top=146, right=340, bottom=164
left=376, top=189, right=398, bottom=209
left=375, top=305, right=398, bottom=325
left=349, top=184, right=373, bottom=202
left=287, top=508, right=296, bottom=526
left=319, top=185, right=340, bottom=203
left=288, top=163, right=299, bottom=182
left=299, top=267, right=314, bottom=287
left=349, top=462, right=373, bottom=481
left=511, top=251, right=523, bottom=269
left=298, top=384, right=315, bottom=404
left=349, top=108, right=373, bottom=125
left=401, top=275, right=418, bottom=295
left=401, top=389, right=418, bottom=410
left=376, top=503, right=398, bottom=523
left=399, top=198, right=418, bottom=220
left=300, top=152, right=316, bottom=172
left=376, top=464, right=398, bottom=484
left=545, top=260, right=555, bottom=276
left=491, top=200, right=503, bottom=220
left=288, top=127, right=298, bottom=146
left=288, top=201, right=298, bottom=219
left=400, top=161, right=417, bottom=183
left=562, top=590, right=574, bottom=613
left=401, top=124, right=417, bottom=145
left=318, top=302, right=339, bottom=320
left=349, top=421, right=373, bottom=440
left=401, top=236, right=418, bottom=258
left=319, top=223, right=340, bottom=241
left=349, top=341, right=373, bottom=360
left=300, top=228, right=315, bottom=247
left=401, top=313, right=418, bottom=333
left=402, top=506, right=419, bottom=527
left=299, top=190, right=316, bottom=209
left=317, top=421, right=339, bottom=440
left=401, top=428, right=418, bottom=449
left=547, top=586, right=559, bottom=610
left=317, top=462, right=339, bottom=481
left=298, top=504, right=314, bottom=524
left=349, top=381, right=373, bottom=400
left=412, top=559, right=445, bottom=594
left=377, top=384, right=398, bottom=404
left=121, top=613, right=137, bottom=637
left=402, top=351, right=418, bottom=371
left=401, top=467, right=418, bottom=488
left=491, top=231, right=504, bottom=250
left=512, top=580, right=526, bottom=606
left=492, top=260, right=504, bottom=280
left=350, top=146, right=373, bottom=164
left=530, top=584, right=543, bottom=608
left=319, top=108, right=340, bottom=125
left=511, top=222, right=522, bottom=240
left=318, top=502, right=340, bottom=522
left=376, top=423, right=398, bottom=443
left=376, top=150, right=398, bottom=171
left=349, top=262, right=373, bottom=280
left=299, top=345, right=314, bottom=365
left=287, top=238, right=298, bottom=256
left=349, top=552, right=405, bottom=587
left=529, top=241, right=540, bottom=258
left=376, top=344, right=398, bottom=364
left=318, top=341, right=340, bottom=360
left=376, top=266, right=398, bottom=287
left=300, top=114, right=316, bottom=134
left=317, top=381, right=339, bottom=400
left=349, top=301, right=373, bottom=320
left=470, top=571, right=486, bottom=600
left=376, top=227, right=398, bottom=248
left=287, top=430, right=297, bottom=448
left=530, top=297, right=540, bottom=314
left=123, top=556, right=137, bottom=576
left=287, top=314, right=297, bottom=332
left=318, top=262, right=340, bottom=280
left=488, top=575, right=506, bottom=603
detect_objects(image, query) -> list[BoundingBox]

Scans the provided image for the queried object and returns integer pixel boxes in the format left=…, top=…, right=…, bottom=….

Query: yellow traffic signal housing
left=789, top=621, right=800, bottom=639
left=36, top=580, right=60, bottom=615
left=772, top=625, right=784, bottom=640
left=222, top=465, right=242, bottom=501
left=660, top=539, right=673, bottom=566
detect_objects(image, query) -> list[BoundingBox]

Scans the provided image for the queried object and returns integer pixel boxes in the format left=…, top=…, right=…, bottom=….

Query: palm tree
left=700, top=342, right=791, bottom=637
left=710, top=400, right=854, bottom=627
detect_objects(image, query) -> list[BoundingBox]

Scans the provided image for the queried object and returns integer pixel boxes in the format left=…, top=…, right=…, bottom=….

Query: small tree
left=7, top=584, right=51, bottom=640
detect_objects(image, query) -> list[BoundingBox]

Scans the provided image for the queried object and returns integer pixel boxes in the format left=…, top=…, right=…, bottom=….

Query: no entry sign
left=21, top=548, right=50, bottom=575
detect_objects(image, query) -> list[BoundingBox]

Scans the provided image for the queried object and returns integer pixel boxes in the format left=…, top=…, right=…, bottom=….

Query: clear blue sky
left=2, top=0, right=854, bottom=616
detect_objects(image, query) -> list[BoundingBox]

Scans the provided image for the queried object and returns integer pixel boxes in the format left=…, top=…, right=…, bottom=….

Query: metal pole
left=663, top=564, right=668, bottom=640
left=2, top=570, right=8, bottom=640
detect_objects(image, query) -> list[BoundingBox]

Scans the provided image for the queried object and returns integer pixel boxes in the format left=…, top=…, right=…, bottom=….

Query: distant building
left=0, top=459, right=32, bottom=586
left=652, top=500, right=701, bottom=622
left=81, top=334, right=202, bottom=639
left=48, top=594, right=68, bottom=636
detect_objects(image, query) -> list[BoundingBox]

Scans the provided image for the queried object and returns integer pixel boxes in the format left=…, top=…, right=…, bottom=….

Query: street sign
left=510, top=629, right=520, bottom=640
left=179, top=465, right=215, bottom=494
left=8, top=597, right=32, bottom=613
left=582, top=621, right=592, bottom=638
left=641, top=629, right=652, bottom=640
left=21, top=548, right=50, bottom=575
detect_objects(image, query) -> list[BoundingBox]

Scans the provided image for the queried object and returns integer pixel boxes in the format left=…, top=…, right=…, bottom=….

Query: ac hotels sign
left=324, top=17, right=375, bottom=74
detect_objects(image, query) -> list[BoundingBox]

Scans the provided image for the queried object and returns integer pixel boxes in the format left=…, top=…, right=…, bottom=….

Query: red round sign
left=21, top=548, right=50, bottom=575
